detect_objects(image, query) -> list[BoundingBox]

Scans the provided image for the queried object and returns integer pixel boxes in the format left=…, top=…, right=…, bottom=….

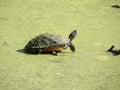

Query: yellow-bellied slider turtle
left=24, top=30, right=77, bottom=55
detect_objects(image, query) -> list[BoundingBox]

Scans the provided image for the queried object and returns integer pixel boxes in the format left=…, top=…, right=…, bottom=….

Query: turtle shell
left=24, top=33, right=69, bottom=53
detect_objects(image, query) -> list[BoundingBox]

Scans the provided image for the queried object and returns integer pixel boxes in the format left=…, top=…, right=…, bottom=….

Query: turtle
left=24, top=30, right=77, bottom=55
left=112, top=5, right=120, bottom=8
left=107, top=45, right=120, bottom=55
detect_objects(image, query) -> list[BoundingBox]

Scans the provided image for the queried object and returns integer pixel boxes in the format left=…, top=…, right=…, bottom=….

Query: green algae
left=0, top=0, right=120, bottom=90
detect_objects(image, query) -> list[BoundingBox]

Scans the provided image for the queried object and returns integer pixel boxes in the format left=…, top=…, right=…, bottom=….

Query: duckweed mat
left=0, top=0, right=120, bottom=90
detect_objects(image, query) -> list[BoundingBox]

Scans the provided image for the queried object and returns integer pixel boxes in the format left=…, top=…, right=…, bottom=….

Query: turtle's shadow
left=17, top=49, right=72, bottom=55
left=16, top=49, right=57, bottom=55
left=16, top=49, right=26, bottom=54
left=16, top=49, right=38, bottom=55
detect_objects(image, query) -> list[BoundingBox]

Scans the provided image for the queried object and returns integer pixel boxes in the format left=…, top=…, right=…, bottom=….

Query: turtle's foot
left=52, top=51, right=58, bottom=56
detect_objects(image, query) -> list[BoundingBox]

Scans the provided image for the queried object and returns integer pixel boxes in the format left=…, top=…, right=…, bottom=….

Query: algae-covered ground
left=0, top=0, right=120, bottom=90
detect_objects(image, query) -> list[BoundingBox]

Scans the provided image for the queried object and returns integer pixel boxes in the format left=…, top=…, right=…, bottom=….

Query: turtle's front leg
left=52, top=51, right=58, bottom=56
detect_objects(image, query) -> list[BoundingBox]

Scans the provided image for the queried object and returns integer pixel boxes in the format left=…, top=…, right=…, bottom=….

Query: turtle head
left=68, top=30, right=77, bottom=52
left=69, top=30, right=77, bottom=42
